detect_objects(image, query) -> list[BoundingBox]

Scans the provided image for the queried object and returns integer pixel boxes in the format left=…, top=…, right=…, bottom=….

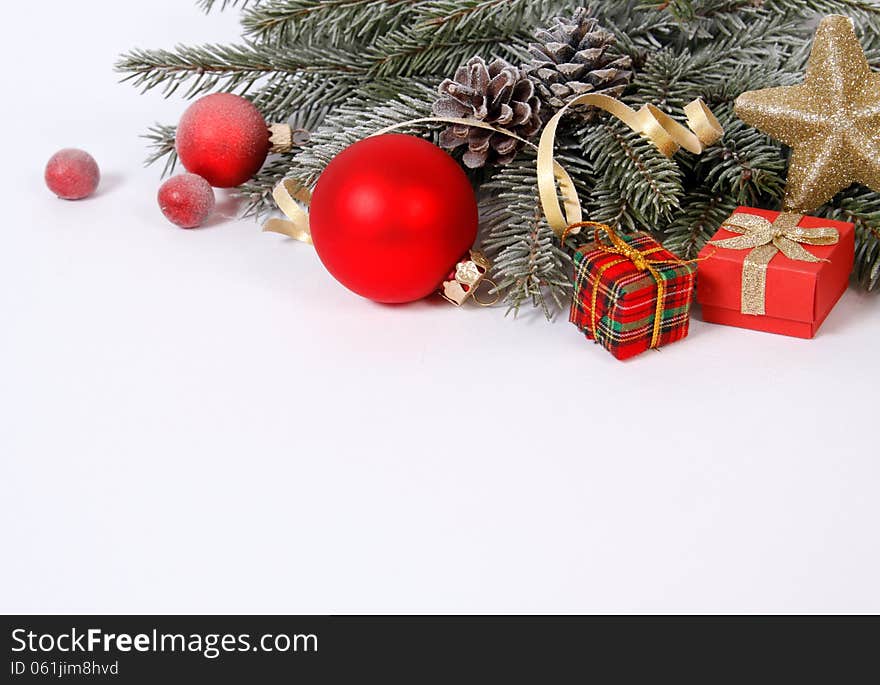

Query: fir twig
left=121, top=0, right=880, bottom=307
left=142, top=123, right=178, bottom=177
left=197, top=0, right=255, bottom=11
left=242, top=0, right=419, bottom=44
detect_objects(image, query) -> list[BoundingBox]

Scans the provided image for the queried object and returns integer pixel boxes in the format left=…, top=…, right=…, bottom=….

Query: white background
left=1, top=2, right=879, bottom=614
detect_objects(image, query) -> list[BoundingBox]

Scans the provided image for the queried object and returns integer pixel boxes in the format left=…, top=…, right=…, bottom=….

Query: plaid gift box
left=570, top=228, right=697, bottom=360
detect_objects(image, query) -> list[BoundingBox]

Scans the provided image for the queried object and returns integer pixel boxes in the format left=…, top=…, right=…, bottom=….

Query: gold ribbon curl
left=261, top=118, right=581, bottom=246
left=710, top=212, right=839, bottom=315
left=570, top=221, right=698, bottom=350
left=262, top=178, right=313, bottom=243
left=538, top=94, right=722, bottom=238
left=264, top=95, right=722, bottom=249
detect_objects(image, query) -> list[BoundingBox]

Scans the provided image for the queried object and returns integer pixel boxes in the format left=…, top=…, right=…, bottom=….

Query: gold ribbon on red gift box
left=709, top=212, right=840, bottom=315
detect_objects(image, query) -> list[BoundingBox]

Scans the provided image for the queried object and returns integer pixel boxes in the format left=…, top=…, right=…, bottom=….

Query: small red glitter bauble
left=176, top=93, right=270, bottom=188
left=308, top=134, right=478, bottom=303
left=44, top=149, right=100, bottom=200
left=157, top=174, right=216, bottom=228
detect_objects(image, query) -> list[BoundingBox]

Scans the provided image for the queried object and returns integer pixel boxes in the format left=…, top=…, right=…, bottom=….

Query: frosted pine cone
left=432, top=56, right=542, bottom=169
left=523, top=8, right=633, bottom=122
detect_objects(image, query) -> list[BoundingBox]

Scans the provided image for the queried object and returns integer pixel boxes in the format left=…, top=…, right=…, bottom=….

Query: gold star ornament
left=735, top=14, right=880, bottom=212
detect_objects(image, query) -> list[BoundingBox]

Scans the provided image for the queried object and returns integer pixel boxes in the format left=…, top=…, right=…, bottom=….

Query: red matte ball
left=45, top=149, right=100, bottom=200
left=158, top=174, right=215, bottom=228
left=308, top=134, right=478, bottom=303
left=176, top=93, right=270, bottom=188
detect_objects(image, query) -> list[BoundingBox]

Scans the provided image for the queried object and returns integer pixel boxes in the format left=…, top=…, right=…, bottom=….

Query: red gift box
left=696, top=207, right=854, bottom=338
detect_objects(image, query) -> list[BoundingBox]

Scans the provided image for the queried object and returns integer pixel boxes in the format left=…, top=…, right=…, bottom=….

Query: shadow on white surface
left=202, top=190, right=243, bottom=228
left=2, top=0, right=880, bottom=615
left=94, top=171, right=125, bottom=198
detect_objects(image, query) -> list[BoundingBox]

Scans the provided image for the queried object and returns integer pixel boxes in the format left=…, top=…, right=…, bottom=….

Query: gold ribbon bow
left=710, top=212, right=840, bottom=315
left=571, top=221, right=696, bottom=350
left=264, top=95, right=723, bottom=246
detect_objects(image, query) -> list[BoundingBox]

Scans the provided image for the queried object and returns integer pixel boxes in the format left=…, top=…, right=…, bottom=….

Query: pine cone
left=433, top=56, right=541, bottom=169
left=523, top=8, right=633, bottom=122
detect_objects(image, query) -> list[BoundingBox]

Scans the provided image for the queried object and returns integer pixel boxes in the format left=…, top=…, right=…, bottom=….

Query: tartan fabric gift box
left=570, top=228, right=697, bottom=360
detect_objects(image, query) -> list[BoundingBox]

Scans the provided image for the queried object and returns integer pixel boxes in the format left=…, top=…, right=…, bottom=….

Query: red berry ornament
left=45, top=149, right=100, bottom=200
left=158, top=174, right=216, bottom=228
left=309, top=134, right=478, bottom=303
left=176, top=93, right=270, bottom=188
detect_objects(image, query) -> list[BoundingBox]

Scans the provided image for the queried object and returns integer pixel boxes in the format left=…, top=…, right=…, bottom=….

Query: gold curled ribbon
left=571, top=221, right=697, bottom=349
left=262, top=178, right=313, bottom=244
left=263, top=117, right=581, bottom=247
left=264, top=96, right=722, bottom=261
left=538, top=94, right=723, bottom=238
left=710, top=212, right=839, bottom=315
left=373, top=116, right=582, bottom=225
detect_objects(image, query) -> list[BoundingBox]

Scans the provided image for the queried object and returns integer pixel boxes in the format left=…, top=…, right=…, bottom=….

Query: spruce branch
left=479, top=159, right=573, bottom=319
left=122, top=0, right=880, bottom=308
left=416, top=0, right=580, bottom=38
left=580, top=119, right=684, bottom=229
left=663, top=190, right=737, bottom=258
left=586, top=186, right=639, bottom=232
left=286, top=79, right=438, bottom=191
left=651, top=0, right=764, bottom=22
left=819, top=187, right=880, bottom=291
left=480, top=147, right=594, bottom=319
left=689, top=114, right=788, bottom=206
left=365, top=28, right=532, bottom=78
left=197, top=0, right=255, bottom=12
left=855, top=227, right=880, bottom=292
left=238, top=155, right=297, bottom=217
left=116, top=42, right=366, bottom=99
left=242, top=0, right=419, bottom=44
left=249, top=73, right=354, bottom=122
left=143, top=123, right=178, bottom=177
left=596, top=1, right=681, bottom=62
left=765, top=0, right=880, bottom=18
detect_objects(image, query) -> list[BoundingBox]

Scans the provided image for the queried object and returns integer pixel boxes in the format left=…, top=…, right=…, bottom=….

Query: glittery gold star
left=735, top=14, right=880, bottom=212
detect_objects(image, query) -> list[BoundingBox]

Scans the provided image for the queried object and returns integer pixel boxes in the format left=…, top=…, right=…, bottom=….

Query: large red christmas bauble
left=176, top=93, right=270, bottom=188
left=308, top=134, right=478, bottom=303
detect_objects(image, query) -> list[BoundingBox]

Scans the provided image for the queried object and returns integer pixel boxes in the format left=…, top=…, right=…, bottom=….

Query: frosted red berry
left=176, top=93, right=270, bottom=188
left=45, top=149, right=100, bottom=200
left=157, top=174, right=216, bottom=228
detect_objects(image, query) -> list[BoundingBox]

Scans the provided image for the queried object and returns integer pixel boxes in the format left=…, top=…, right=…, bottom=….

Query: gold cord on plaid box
left=709, top=212, right=840, bottom=315
left=568, top=222, right=699, bottom=350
